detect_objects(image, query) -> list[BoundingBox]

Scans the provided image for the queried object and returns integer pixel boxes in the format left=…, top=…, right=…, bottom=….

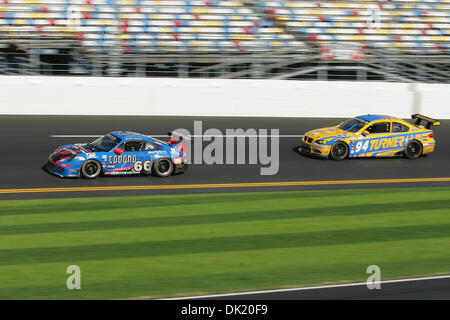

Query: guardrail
left=1, top=50, right=450, bottom=83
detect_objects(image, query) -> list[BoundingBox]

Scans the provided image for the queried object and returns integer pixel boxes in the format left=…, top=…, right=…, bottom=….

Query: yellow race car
left=299, top=114, right=440, bottom=160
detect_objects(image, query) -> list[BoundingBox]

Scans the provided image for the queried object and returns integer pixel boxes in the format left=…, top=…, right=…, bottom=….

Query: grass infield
left=0, top=187, right=449, bottom=299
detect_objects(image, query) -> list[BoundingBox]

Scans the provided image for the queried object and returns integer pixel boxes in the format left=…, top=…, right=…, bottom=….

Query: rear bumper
left=174, top=163, right=188, bottom=173
left=422, top=141, right=436, bottom=155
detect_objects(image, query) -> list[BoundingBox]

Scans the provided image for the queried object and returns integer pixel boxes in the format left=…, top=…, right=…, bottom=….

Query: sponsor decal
left=106, top=171, right=123, bottom=175
left=369, top=134, right=422, bottom=151
left=369, top=137, right=405, bottom=151
left=108, top=155, right=137, bottom=164
left=351, top=134, right=423, bottom=153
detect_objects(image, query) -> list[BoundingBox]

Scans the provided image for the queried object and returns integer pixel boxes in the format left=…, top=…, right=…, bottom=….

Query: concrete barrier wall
left=0, top=76, right=448, bottom=119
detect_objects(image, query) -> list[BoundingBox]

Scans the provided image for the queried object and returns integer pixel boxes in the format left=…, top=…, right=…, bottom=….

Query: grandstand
left=0, top=0, right=449, bottom=82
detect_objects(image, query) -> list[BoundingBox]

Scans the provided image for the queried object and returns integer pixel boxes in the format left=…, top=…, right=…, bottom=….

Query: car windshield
left=86, top=134, right=121, bottom=152
left=338, top=118, right=368, bottom=133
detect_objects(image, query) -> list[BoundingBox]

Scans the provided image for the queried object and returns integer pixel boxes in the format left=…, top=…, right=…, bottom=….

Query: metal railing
left=2, top=49, right=450, bottom=83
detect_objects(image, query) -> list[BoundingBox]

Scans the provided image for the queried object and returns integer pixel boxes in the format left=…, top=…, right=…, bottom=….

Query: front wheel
left=329, top=141, right=348, bottom=161
left=81, top=160, right=101, bottom=179
left=153, top=158, right=174, bottom=177
left=404, top=140, right=423, bottom=159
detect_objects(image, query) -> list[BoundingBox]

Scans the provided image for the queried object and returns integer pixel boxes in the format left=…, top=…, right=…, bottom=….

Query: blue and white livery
left=47, top=131, right=188, bottom=178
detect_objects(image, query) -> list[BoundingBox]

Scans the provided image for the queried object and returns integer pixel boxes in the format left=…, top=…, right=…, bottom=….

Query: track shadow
left=41, top=163, right=186, bottom=180
left=292, top=146, right=429, bottom=162
left=291, top=146, right=327, bottom=160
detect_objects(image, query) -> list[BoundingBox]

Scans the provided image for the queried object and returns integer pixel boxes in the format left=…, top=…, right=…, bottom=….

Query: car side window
left=144, top=141, right=163, bottom=151
left=124, top=141, right=143, bottom=152
left=392, top=122, right=409, bottom=133
left=366, top=122, right=390, bottom=134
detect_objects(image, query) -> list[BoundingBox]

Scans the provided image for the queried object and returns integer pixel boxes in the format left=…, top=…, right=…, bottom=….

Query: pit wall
left=0, top=76, right=448, bottom=119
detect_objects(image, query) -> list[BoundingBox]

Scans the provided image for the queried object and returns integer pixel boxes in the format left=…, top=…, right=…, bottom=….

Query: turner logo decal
left=365, top=134, right=422, bottom=152
left=352, top=134, right=425, bottom=154
left=369, top=137, right=405, bottom=151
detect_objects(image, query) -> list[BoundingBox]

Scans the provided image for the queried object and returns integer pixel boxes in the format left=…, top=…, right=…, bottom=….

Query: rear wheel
left=153, top=158, right=174, bottom=177
left=330, top=141, right=348, bottom=161
left=81, top=160, right=101, bottom=179
left=404, top=140, right=423, bottom=159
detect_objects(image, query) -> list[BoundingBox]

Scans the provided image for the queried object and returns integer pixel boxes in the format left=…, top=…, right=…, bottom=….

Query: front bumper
left=46, top=162, right=80, bottom=178
left=298, top=141, right=330, bottom=158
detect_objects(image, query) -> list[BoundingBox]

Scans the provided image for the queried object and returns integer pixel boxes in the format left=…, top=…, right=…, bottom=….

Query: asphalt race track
left=183, top=276, right=450, bottom=300
left=0, top=115, right=449, bottom=199
left=0, top=115, right=449, bottom=300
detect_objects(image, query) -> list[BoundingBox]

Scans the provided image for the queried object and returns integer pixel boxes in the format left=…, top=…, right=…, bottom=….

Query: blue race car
left=47, top=131, right=188, bottom=178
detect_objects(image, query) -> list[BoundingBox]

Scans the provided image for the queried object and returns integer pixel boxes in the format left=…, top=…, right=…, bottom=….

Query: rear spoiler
left=167, top=131, right=184, bottom=145
left=411, top=114, right=440, bottom=129
left=167, top=131, right=188, bottom=154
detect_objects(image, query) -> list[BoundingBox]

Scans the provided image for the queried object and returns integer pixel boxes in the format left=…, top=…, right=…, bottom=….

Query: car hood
left=49, top=143, right=91, bottom=163
left=304, top=126, right=356, bottom=143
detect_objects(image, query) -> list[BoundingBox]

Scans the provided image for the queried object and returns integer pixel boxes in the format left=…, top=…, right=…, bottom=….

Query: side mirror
left=362, top=130, right=369, bottom=136
left=114, top=147, right=124, bottom=155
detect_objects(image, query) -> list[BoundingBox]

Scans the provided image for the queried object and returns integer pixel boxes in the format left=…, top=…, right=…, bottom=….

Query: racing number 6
left=134, top=160, right=152, bottom=172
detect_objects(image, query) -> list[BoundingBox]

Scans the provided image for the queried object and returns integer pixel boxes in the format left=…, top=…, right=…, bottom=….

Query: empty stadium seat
left=0, top=0, right=448, bottom=54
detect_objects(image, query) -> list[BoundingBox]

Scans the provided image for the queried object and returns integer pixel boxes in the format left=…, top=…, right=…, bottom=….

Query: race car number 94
left=134, top=160, right=152, bottom=172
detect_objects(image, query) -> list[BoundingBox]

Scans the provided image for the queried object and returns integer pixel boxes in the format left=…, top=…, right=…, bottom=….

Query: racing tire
left=81, top=160, right=102, bottom=179
left=404, top=140, right=423, bottom=159
left=329, top=141, right=348, bottom=161
left=153, top=158, right=174, bottom=177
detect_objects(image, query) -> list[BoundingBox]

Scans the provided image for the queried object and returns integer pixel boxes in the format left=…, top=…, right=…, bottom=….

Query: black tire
left=81, top=160, right=102, bottom=179
left=404, top=140, right=423, bottom=159
left=153, top=158, right=174, bottom=177
left=329, top=141, right=348, bottom=161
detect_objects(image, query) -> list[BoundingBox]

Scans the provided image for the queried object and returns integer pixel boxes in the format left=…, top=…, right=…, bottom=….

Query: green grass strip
left=0, top=187, right=449, bottom=299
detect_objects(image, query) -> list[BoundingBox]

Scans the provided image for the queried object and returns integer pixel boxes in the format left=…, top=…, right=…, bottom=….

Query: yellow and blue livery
left=299, top=114, right=440, bottom=160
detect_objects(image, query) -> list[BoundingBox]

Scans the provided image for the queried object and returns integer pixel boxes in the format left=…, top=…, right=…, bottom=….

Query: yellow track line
left=0, top=177, right=449, bottom=194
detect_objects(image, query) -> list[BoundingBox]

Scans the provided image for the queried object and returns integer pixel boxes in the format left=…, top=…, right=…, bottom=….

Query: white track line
left=165, top=274, right=450, bottom=300
left=51, top=135, right=304, bottom=138
left=51, top=135, right=102, bottom=138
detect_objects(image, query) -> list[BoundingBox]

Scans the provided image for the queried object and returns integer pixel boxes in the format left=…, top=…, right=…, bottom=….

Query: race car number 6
left=134, top=160, right=152, bottom=172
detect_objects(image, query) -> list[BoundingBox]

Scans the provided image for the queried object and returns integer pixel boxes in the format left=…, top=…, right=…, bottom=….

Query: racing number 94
left=354, top=140, right=370, bottom=153
left=133, top=160, right=152, bottom=173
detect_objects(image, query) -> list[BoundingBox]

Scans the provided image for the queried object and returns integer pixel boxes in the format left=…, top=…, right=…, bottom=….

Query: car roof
left=111, top=131, right=152, bottom=141
left=356, top=114, right=399, bottom=122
